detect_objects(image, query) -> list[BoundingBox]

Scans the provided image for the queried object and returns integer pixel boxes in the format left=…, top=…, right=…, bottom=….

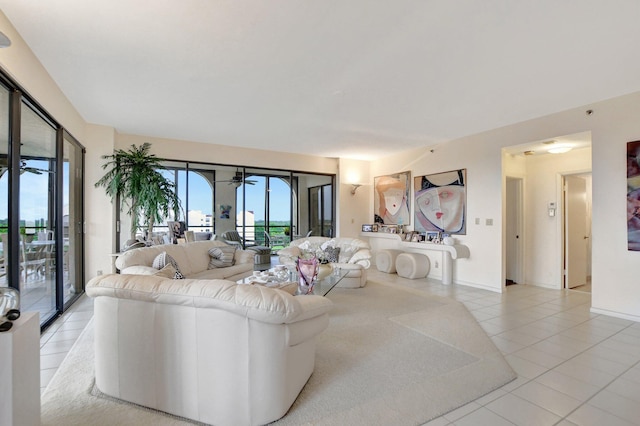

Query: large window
left=115, top=162, right=334, bottom=252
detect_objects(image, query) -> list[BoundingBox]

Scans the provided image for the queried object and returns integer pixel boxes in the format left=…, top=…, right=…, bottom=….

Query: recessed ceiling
left=503, top=131, right=592, bottom=157
left=1, top=1, right=639, bottom=160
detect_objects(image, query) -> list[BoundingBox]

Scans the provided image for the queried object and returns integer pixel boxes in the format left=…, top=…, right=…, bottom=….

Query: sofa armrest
left=290, top=294, right=333, bottom=322
left=234, top=249, right=255, bottom=265
left=277, top=246, right=301, bottom=265
left=348, top=248, right=372, bottom=269
left=285, top=295, right=333, bottom=345
left=286, top=311, right=330, bottom=346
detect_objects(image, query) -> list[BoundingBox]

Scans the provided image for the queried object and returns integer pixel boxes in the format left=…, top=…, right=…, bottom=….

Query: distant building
left=188, top=210, right=213, bottom=232
left=236, top=211, right=255, bottom=241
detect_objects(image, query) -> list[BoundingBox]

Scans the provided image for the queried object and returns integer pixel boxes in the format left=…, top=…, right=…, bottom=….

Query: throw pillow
left=153, top=264, right=184, bottom=279
left=323, top=247, right=341, bottom=263
left=153, top=264, right=177, bottom=278
left=152, top=252, right=184, bottom=279
left=208, top=246, right=236, bottom=268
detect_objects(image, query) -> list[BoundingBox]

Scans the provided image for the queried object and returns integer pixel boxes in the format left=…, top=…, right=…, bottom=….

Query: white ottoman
left=395, top=253, right=430, bottom=279
left=376, top=249, right=404, bottom=273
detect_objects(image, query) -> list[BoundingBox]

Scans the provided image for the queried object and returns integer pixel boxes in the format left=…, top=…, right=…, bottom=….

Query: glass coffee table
left=237, top=268, right=348, bottom=296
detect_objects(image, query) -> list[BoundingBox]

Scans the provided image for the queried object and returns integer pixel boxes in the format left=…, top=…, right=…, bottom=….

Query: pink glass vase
left=295, top=256, right=319, bottom=295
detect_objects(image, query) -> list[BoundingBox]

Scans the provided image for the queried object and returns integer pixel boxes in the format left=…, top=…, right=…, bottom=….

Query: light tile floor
left=39, top=267, right=640, bottom=426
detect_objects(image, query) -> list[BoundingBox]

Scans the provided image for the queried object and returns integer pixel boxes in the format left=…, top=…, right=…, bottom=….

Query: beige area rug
left=41, top=281, right=516, bottom=426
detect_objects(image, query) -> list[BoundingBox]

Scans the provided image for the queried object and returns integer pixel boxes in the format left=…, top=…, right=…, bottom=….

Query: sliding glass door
left=19, top=100, right=57, bottom=322
left=0, top=70, right=85, bottom=328
left=63, top=133, right=84, bottom=307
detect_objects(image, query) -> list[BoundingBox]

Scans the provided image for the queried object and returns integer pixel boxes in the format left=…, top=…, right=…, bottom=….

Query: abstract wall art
left=627, top=141, right=640, bottom=250
left=414, top=169, right=467, bottom=235
left=219, top=204, right=232, bottom=219
left=373, top=171, right=411, bottom=226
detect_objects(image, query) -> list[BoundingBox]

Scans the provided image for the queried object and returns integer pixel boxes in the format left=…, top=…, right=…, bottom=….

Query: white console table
left=361, top=232, right=470, bottom=285
left=0, top=311, right=40, bottom=426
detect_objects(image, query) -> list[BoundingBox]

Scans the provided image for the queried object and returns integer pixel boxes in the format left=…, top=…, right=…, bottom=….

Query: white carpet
left=41, top=280, right=516, bottom=425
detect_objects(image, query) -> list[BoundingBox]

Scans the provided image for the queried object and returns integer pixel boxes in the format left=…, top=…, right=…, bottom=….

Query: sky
left=179, top=172, right=291, bottom=222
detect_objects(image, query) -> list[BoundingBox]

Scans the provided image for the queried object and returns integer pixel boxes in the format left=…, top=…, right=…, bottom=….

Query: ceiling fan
left=213, top=171, right=257, bottom=186
left=0, top=158, right=55, bottom=176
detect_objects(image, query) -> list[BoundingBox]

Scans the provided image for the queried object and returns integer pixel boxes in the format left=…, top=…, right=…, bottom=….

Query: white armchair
left=278, top=236, right=371, bottom=288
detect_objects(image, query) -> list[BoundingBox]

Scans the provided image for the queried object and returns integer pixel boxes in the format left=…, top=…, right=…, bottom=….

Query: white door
left=565, top=175, right=588, bottom=289
left=506, top=178, right=523, bottom=284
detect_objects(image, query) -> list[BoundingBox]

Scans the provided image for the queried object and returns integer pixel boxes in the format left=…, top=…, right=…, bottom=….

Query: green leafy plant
left=95, top=143, right=181, bottom=241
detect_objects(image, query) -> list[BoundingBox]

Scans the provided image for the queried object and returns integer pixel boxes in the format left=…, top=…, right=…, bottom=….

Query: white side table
left=0, top=311, right=40, bottom=426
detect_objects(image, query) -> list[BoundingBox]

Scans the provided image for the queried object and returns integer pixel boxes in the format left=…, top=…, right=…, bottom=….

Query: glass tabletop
left=305, top=268, right=349, bottom=296
left=237, top=267, right=348, bottom=296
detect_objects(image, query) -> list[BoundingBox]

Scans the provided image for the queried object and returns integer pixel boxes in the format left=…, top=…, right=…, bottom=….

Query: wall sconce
left=350, top=184, right=362, bottom=195
left=0, top=31, right=11, bottom=48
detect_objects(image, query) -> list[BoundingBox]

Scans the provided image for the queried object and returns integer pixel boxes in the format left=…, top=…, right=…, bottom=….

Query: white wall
left=338, top=158, right=370, bottom=238
left=84, top=124, right=117, bottom=277
left=115, top=133, right=338, bottom=175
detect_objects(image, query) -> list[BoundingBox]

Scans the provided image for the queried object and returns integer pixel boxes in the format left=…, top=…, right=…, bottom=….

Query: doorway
left=505, top=177, right=524, bottom=286
left=563, top=173, right=592, bottom=291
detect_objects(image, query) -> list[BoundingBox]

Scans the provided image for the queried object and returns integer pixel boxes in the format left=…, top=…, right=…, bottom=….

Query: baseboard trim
left=590, top=307, right=640, bottom=323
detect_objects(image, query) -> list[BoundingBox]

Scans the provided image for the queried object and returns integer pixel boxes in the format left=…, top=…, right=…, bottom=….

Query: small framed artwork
left=426, top=232, right=439, bottom=243
left=404, top=232, right=414, bottom=242
left=411, top=233, right=420, bottom=242
left=362, top=224, right=374, bottom=232
left=372, top=223, right=379, bottom=232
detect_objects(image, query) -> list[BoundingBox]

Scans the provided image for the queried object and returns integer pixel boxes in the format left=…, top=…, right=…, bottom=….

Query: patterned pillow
left=153, top=264, right=176, bottom=278
left=153, top=264, right=184, bottom=280
left=208, top=246, right=236, bottom=268
left=152, top=252, right=184, bottom=279
left=323, top=247, right=341, bottom=263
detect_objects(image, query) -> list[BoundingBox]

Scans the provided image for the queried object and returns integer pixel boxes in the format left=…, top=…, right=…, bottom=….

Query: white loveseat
left=278, top=236, right=371, bottom=288
left=115, top=240, right=254, bottom=280
left=86, top=273, right=333, bottom=426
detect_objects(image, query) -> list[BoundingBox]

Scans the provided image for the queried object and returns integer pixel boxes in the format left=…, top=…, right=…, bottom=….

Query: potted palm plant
left=95, top=143, right=182, bottom=244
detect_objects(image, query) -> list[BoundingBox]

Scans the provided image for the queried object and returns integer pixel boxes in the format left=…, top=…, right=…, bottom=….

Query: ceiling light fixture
left=0, top=31, right=11, bottom=48
left=547, top=146, right=572, bottom=154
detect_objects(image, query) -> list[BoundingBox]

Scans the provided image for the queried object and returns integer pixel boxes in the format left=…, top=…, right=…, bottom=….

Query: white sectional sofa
left=115, top=240, right=254, bottom=280
left=278, top=236, right=371, bottom=288
left=86, top=273, right=333, bottom=426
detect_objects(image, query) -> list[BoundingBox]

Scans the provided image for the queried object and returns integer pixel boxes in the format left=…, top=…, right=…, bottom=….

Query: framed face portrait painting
left=414, top=169, right=466, bottom=235
left=628, top=140, right=640, bottom=250
left=374, top=171, right=411, bottom=226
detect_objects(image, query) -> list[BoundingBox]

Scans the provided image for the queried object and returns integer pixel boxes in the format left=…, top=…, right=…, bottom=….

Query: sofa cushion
left=208, top=246, right=236, bottom=268
left=190, top=264, right=252, bottom=281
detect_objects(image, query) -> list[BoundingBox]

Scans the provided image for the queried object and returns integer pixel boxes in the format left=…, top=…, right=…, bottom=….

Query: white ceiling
left=1, top=1, right=638, bottom=161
